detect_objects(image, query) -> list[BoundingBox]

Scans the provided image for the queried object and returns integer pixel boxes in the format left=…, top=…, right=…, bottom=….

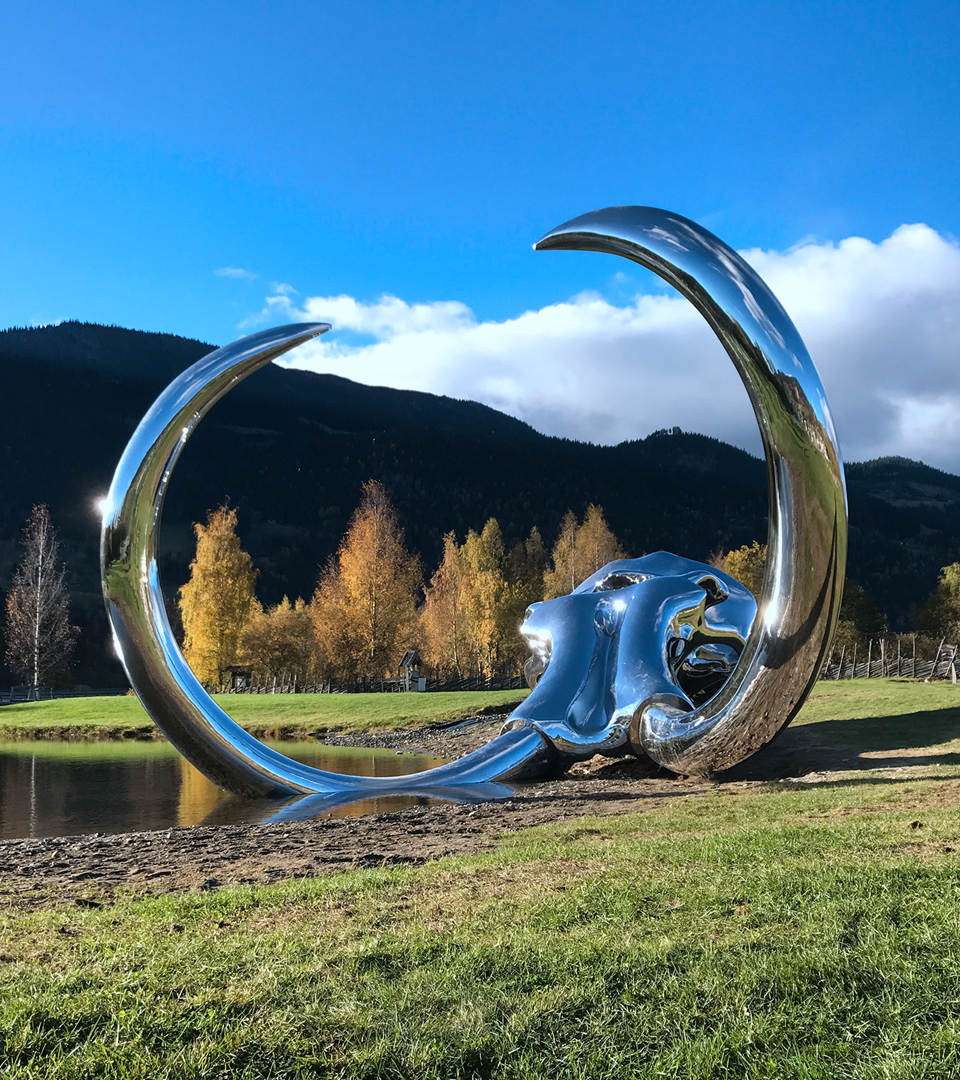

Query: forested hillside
left=1, top=321, right=957, bottom=685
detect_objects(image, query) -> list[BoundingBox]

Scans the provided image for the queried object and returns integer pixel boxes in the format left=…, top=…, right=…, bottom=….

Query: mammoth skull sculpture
left=101, top=205, right=847, bottom=799
left=507, top=553, right=757, bottom=764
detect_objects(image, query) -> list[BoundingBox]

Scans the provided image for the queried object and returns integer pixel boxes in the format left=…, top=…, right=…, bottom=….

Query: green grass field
left=0, top=676, right=958, bottom=743
left=4, top=678, right=960, bottom=1077
left=0, top=689, right=529, bottom=740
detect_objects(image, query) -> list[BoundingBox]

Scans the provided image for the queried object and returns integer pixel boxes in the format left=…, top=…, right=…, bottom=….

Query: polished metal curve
left=102, top=205, right=846, bottom=797
left=100, top=323, right=551, bottom=796
left=534, top=206, right=847, bottom=773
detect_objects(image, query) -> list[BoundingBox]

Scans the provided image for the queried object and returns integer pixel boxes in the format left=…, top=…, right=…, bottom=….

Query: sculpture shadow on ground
left=720, top=698, right=960, bottom=782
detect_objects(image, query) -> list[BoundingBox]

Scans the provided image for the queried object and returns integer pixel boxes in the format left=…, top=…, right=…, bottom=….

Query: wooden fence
left=224, top=673, right=526, bottom=695
left=820, top=638, right=958, bottom=682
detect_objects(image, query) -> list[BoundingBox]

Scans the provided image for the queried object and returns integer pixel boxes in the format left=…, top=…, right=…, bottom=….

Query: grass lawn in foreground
left=0, top=689, right=529, bottom=740
left=4, top=758, right=960, bottom=1076
left=3, top=678, right=960, bottom=1075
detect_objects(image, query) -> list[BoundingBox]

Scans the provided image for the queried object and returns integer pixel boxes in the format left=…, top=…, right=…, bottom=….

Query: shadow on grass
left=722, top=704, right=960, bottom=782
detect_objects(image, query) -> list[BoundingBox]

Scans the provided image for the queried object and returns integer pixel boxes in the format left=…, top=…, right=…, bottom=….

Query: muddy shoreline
left=0, top=713, right=924, bottom=909
left=0, top=774, right=740, bottom=910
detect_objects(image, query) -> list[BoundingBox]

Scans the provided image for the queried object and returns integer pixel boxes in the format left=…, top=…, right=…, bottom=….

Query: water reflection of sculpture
left=100, top=206, right=846, bottom=808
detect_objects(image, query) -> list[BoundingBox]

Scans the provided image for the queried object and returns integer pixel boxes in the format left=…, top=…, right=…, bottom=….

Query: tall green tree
left=179, top=505, right=257, bottom=691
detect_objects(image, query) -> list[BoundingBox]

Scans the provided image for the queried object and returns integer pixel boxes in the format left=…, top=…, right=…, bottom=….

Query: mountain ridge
left=1, top=321, right=957, bottom=685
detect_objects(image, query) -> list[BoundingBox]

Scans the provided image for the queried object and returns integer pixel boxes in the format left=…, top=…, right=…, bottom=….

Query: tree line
left=179, top=482, right=622, bottom=691
left=7, top=488, right=960, bottom=692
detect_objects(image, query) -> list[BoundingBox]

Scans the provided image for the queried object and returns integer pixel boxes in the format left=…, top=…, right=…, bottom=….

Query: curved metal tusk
left=101, top=323, right=551, bottom=796
left=535, top=206, right=847, bottom=774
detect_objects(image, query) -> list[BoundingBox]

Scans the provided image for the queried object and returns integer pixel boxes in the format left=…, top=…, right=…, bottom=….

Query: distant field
left=0, top=689, right=529, bottom=740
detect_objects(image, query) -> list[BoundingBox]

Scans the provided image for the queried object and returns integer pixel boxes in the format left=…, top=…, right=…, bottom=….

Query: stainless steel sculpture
left=507, top=553, right=757, bottom=761
left=101, top=205, right=846, bottom=798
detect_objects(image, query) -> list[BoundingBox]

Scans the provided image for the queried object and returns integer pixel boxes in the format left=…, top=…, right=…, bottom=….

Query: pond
left=0, top=740, right=505, bottom=840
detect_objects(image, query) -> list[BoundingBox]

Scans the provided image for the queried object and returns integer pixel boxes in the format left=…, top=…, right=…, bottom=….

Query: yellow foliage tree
left=179, top=505, right=257, bottom=691
left=499, top=525, right=549, bottom=674
left=543, top=510, right=579, bottom=599
left=544, top=505, right=622, bottom=599
left=239, top=596, right=314, bottom=686
left=311, top=480, right=421, bottom=683
left=423, top=522, right=548, bottom=681
left=460, top=520, right=507, bottom=679
left=421, top=532, right=469, bottom=680
left=715, top=540, right=767, bottom=598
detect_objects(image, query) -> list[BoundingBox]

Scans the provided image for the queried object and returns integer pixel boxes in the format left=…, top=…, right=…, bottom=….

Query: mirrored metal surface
left=506, top=553, right=756, bottom=759
left=100, top=322, right=551, bottom=796
left=534, top=206, right=847, bottom=773
left=203, top=782, right=518, bottom=827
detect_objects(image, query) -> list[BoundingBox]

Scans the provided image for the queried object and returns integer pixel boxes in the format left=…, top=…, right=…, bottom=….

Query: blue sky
left=2, top=1, right=959, bottom=465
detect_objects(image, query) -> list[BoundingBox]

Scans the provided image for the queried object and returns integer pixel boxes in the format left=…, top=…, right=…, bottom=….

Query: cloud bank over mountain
left=259, top=224, right=960, bottom=470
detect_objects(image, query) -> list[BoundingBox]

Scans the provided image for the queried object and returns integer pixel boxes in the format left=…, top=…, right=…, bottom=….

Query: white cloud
left=215, top=266, right=257, bottom=280
left=255, top=223, right=960, bottom=472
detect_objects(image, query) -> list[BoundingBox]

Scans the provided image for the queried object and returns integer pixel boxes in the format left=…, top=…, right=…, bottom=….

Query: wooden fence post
left=851, top=641, right=858, bottom=679
left=927, top=638, right=945, bottom=683
left=867, top=639, right=873, bottom=677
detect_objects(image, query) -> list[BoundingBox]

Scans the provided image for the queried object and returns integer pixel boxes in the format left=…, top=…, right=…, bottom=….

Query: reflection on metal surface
left=204, top=782, right=517, bottom=827
left=506, top=553, right=756, bottom=758
left=100, top=323, right=551, bottom=796
left=534, top=206, right=847, bottom=773
left=101, top=205, right=846, bottom=795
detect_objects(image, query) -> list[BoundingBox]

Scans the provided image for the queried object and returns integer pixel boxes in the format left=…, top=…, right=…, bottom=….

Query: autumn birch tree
left=544, top=505, right=622, bottom=599
left=311, top=481, right=420, bottom=683
left=579, top=504, right=622, bottom=575
left=4, top=504, right=77, bottom=687
left=178, top=505, right=257, bottom=690
left=421, top=532, right=468, bottom=679
left=543, top=511, right=579, bottom=599
left=460, top=519, right=507, bottom=678
left=496, top=526, right=549, bottom=673
left=239, top=596, right=314, bottom=685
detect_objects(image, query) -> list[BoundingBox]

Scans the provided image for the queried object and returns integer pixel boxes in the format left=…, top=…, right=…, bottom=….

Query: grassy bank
left=0, top=676, right=957, bottom=743
left=0, top=689, right=528, bottom=741
left=4, top=757, right=960, bottom=1077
